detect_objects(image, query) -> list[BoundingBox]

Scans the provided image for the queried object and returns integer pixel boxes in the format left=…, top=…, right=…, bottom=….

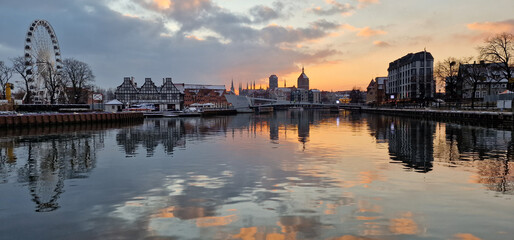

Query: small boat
left=143, top=112, right=163, bottom=117
left=288, top=106, right=304, bottom=111
left=125, top=103, right=156, bottom=112
left=163, top=111, right=179, bottom=117
left=178, top=112, right=201, bottom=117
left=256, top=106, right=273, bottom=114
left=179, top=107, right=202, bottom=117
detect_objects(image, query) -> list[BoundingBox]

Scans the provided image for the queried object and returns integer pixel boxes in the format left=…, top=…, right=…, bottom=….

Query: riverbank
left=0, top=112, right=144, bottom=128
left=357, top=107, right=514, bottom=128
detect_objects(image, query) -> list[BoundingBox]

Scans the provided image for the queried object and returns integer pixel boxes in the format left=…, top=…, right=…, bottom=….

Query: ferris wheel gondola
left=24, top=19, right=64, bottom=104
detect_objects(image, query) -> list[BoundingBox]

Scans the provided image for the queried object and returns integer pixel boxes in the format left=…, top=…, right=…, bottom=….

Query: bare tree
left=0, top=61, right=14, bottom=99
left=11, top=56, right=33, bottom=103
left=62, top=58, right=95, bottom=104
left=40, top=62, right=62, bottom=104
left=460, top=61, right=486, bottom=109
left=435, top=57, right=472, bottom=101
left=95, top=87, right=115, bottom=101
left=350, top=87, right=363, bottom=103
left=478, top=32, right=514, bottom=90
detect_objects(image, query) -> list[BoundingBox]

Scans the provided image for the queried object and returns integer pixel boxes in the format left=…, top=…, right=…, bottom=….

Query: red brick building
left=175, top=84, right=230, bottom=108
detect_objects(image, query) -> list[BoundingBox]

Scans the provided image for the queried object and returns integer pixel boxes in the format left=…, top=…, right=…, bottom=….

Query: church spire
left=230, top=78, right=235, bottom=93
left=302, top=66, right=304, bottom=73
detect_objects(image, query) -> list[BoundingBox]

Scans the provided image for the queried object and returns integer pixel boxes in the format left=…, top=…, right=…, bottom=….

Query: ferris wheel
left=24, top=19, right=63, bottom=103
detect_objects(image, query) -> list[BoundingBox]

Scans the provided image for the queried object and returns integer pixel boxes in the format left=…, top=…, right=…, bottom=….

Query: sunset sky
left=1, top=0, right=513, bottom=91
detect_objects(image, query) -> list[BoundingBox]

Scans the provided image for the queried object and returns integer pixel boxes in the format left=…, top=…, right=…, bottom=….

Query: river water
left=0, top=110, right=512, bottom=240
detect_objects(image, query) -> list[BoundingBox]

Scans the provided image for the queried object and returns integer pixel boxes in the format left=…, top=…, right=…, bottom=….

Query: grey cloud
left=249, top=1, right=284, bottom=23
left=312, top=1, right=354, bottom=16
left=260, top=20, right=341, bottom=45
left=312, top=19, right=341, bottom=30
left=0, top=0, right=340, bottom=89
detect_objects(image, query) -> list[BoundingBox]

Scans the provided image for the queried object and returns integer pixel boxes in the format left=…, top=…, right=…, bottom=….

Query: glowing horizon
left=0, top=0, right=513, bottom=91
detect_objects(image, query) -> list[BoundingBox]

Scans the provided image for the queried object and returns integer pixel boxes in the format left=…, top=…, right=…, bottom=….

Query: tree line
left=435, top=32, right=513, bottom=108
left=0, top=57, right=95, bottom=104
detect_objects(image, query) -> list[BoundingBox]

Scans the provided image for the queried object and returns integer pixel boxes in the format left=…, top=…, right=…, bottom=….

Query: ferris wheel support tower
left=24, top=19, right=65, bottom=104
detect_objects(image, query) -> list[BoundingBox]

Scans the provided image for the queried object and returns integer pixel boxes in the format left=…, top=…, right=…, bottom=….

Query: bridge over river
left=225, top=95, right=362, bottom=112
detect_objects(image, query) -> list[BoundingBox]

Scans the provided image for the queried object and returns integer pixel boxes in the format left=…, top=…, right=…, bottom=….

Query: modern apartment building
left=386, top=51, right=435, bottom=101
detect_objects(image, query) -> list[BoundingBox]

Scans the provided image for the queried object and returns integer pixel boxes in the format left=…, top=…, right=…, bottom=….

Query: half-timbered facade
left=115, top=77, right=139, bottom=104
left=160, top=78, right=183, bottom=110
left=114, top=77, right=183, bottom=110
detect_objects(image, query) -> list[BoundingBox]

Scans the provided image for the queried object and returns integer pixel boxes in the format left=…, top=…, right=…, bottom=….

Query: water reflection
left=365, top=114, right=513, bottom=193
left=0, top=123, right=135, bottom=212
left=366, top=115, right=435, bottom=172
left=443, top=124, right=514, bottom=193
left=0, top=111, right=513, bottom=239
left=21, top=137, right=97, bottom=212
left=116, top=111, right=335, bottom=157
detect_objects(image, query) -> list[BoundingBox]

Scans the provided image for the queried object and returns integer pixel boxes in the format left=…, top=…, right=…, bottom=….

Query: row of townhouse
left=114, top=77, right=229, bottom=111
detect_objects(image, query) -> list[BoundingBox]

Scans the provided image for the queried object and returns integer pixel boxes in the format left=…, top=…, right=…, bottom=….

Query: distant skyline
left=1, top=0, right=513, bottom=91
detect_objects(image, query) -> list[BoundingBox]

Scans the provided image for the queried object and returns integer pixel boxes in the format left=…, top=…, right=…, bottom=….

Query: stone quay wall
left=0, top=112, right=144, bottom=128
left=359, top=107, right=514, bottom=128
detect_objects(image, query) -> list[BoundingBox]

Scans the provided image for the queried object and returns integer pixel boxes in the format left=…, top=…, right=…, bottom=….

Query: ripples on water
left=0, top=111, right=512, bottom=240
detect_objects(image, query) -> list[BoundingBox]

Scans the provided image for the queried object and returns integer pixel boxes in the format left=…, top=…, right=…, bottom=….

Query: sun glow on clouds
left=21, top=0, right=514, bottom=91
left=467, top=19, right=514, bottom=34
left=357, top=27, right=386, bottom=37
left=357, top=0, right=380, bottom=8
left=154, top=0, right=173, bottom=10
left=373, top=40, right=390, bottom=47
left=186, top=27, right=232, bottom=44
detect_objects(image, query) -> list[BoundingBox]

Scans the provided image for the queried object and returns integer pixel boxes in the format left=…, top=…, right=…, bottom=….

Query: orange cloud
left=357, top=0, right=380, bottom=8
left=452, top=233, right=482, bottom=240
left=154, top=0, right=173, bottom=10
left=357, top=27, right=387, bottom=37
left=467, top=19, right=514, bottom=34
left=185, top=35, right=204, bottom=41
left=373, top=40, right=390, bottom=47
left=341, top=24, right=359, bottom=31
left=341, top=24, right=387, bottom=38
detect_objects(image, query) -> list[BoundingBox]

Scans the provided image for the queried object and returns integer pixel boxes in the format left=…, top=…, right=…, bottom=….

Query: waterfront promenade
left=337, top=104, right=514, bottom=128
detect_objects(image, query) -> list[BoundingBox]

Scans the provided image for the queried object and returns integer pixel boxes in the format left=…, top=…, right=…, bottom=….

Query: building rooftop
left=298, top=67, right=309, bottom=80
left=388, top=51, right=434, bottom=70
left=105, top=99, right=123, bottom=105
